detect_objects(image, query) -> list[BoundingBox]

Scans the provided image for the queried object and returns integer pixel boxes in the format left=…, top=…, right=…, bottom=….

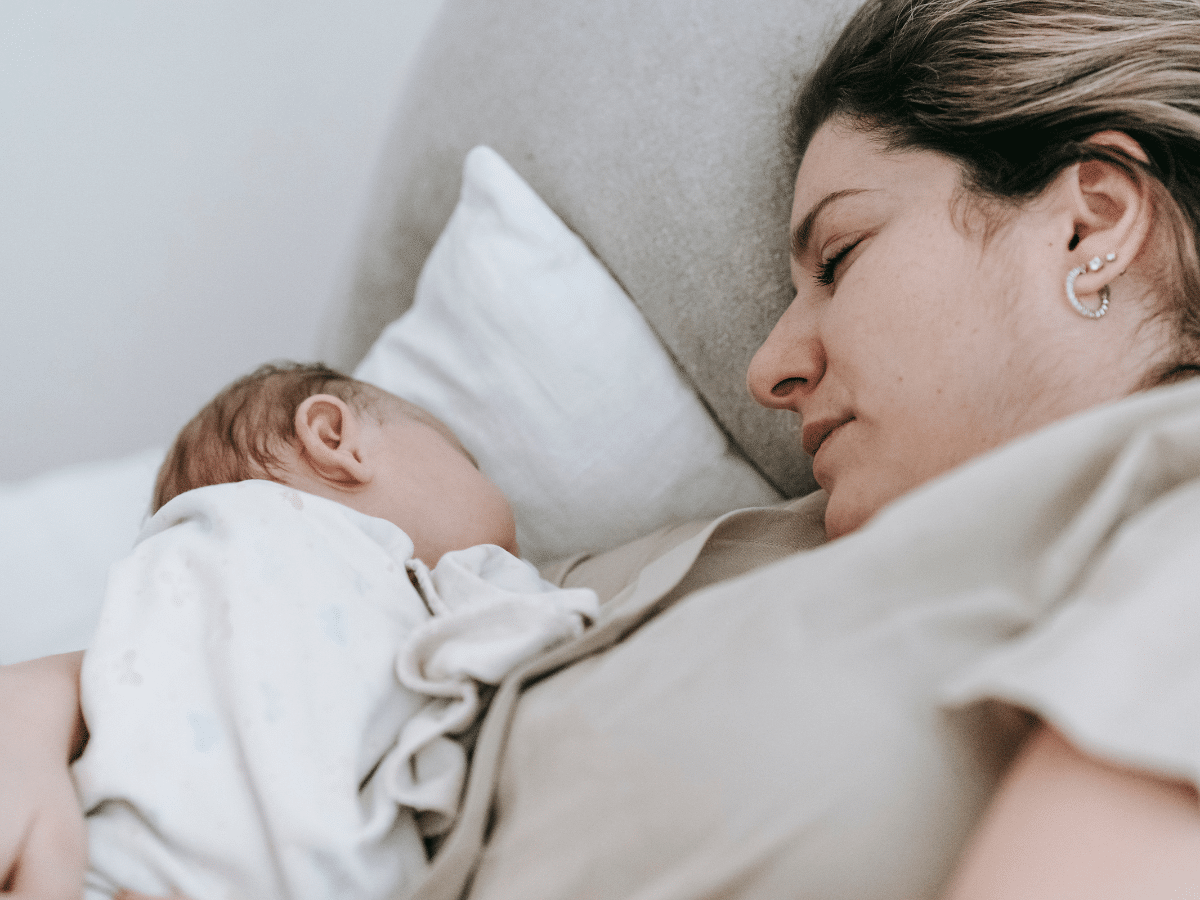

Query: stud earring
left=1066, top=251, right=1117, bottom=319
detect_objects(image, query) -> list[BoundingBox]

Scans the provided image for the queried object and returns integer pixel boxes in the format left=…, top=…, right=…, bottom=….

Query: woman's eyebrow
left=790, top=188, right=871, bottom=260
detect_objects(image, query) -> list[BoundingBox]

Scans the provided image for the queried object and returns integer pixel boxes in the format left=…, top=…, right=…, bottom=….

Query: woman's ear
left=292, top=394, right=373, bottom=487
left=1058, top=131, right=1154, bottom=296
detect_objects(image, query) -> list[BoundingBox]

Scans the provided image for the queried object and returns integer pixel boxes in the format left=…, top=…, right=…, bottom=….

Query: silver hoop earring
left=1065, top=252, right=1116, bottom=319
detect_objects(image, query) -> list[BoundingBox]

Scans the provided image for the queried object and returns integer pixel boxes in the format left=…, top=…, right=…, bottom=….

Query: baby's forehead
left=373, top=390, right=478, bottom=467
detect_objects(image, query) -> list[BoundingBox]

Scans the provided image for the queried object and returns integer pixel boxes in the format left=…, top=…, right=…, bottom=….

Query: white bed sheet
left=0, top=447, right=163, bottom=664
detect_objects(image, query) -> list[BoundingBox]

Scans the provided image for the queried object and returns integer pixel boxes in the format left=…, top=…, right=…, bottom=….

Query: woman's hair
left=791, top=0, right=1200, bottom=376
left=152, top=362, right=372, bottom=513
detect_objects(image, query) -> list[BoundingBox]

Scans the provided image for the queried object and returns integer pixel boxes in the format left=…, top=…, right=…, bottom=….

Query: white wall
left=0, top=0, right=445, bottom=480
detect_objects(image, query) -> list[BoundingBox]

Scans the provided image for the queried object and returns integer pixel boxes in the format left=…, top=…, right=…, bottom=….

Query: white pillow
left=354, top=146, right=780, bottom=565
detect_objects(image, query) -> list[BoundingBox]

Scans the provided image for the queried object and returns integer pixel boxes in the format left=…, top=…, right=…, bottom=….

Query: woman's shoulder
left=543, top=493, right=827, bottom=603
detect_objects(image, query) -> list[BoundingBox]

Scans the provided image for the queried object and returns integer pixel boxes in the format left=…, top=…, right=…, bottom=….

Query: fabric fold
left=382, top=545, right=598, bottom=834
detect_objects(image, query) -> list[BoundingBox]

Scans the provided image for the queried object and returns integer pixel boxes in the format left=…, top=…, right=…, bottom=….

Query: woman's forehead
left=791, top=121, right=958, bottom=227
left=795, top=124, right=887, bottom=200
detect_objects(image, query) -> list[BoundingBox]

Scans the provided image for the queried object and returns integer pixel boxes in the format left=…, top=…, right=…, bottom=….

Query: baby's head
left=154, top=362, right=517, bottom=563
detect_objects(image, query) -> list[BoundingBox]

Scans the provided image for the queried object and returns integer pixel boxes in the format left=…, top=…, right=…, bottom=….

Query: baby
left=73, top=362, right=598, bottom=900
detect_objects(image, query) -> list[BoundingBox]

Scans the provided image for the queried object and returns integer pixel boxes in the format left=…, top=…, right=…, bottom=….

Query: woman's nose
left=746, top=296, right=825, bottom=410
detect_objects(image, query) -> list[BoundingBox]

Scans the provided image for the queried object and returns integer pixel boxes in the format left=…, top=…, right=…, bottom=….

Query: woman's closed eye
left=815, top=238, right=863, bottom=287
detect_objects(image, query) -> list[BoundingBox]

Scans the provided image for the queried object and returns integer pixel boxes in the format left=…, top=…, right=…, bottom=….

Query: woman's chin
left=822, top=490, right=881, bottom=541
left=823, top=499, right=863, bottom=541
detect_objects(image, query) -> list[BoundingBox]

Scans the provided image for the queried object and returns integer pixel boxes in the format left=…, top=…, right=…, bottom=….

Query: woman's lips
left=805, top=417, right=853, bottom=488
left=802, top=416, right=853, bottom=458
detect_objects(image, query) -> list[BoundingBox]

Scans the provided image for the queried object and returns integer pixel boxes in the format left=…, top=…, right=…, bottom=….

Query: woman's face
left=747, top=119, right=1164, bottom=539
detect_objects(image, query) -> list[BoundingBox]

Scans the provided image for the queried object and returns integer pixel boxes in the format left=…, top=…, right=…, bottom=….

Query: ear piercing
left=1066, top=251, right=1117, bottom=319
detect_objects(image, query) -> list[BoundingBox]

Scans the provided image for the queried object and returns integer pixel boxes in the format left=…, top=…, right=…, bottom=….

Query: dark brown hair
left=792, top=0, right=1200, bottom=377
left=152, top=362, right=371, bottom=513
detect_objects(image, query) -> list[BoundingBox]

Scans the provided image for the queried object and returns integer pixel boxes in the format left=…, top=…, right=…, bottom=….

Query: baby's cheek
left=487, top=490, right=519, bottom=554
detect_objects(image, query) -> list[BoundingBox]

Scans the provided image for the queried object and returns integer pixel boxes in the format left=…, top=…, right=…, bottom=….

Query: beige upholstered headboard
left=324, top=0, right=856, bottom=496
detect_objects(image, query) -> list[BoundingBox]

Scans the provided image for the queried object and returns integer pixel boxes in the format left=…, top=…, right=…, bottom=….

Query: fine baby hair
left=152, top=361, right=374, bottom=513
left=151, top=360, right=515, bottom=566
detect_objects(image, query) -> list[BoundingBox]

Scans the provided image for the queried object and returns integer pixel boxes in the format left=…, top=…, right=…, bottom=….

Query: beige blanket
left=415, top=379, right=1200, bottom=900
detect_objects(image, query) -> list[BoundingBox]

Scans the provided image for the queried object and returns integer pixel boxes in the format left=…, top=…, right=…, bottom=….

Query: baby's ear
left=293, top=394, right=372, bottom=487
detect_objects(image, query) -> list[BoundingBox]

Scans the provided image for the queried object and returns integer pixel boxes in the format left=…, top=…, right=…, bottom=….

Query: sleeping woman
left=5, top=0, right=1200, bottom=897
